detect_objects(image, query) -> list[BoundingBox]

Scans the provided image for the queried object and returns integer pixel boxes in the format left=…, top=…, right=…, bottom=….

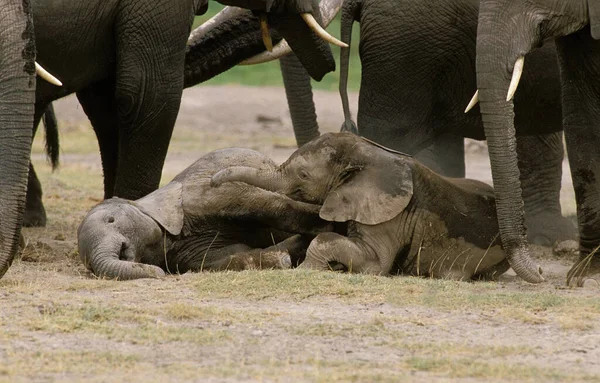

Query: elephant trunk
left=476, top=12, right=543, bottom=283
left=211, top=166, right=288, bottom=193
left=0, top=0, right=37, bottom=279
left=280, top=54, right=320, bottom=147
left=78, top=232, right=165, bottom=280
left=184, top=8, right=280, bottom=87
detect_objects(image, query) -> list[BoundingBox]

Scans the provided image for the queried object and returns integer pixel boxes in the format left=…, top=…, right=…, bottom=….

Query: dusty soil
left=2, top=85, right=596, bottom=382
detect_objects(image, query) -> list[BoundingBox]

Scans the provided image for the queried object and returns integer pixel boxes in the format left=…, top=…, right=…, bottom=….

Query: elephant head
left=77, top=182, right=185, bottom=280
left=470, top=0, right=595, bottom=284
left=0, top=0, right=37, bottom=279
left=212, top=133, right=414, bottom=227
left=187, top=0, right=344, bottom=82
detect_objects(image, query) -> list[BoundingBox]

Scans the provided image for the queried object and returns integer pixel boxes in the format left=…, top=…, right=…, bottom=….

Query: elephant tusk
left=187, top=6, right=247, bottom=46
left=300, top=13, right=348, bottom=48
left=35, top=62, right=62, bottom=87
left=259, top=13, right=273, bottom=52
left=506, top=56, right=524, bottom=102
left=240, top=40, right=290, bottom=65
left=464, top=90, right=479, bottom=113
left=240, top=0, right=344, bottom=65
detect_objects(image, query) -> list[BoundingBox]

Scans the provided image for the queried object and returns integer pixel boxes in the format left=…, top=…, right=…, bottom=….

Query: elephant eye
left=298, top=169, right=310, bottom=180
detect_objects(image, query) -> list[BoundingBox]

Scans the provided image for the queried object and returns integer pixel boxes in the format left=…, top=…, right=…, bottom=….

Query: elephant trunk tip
left=509, top=245, right=544, bottom=284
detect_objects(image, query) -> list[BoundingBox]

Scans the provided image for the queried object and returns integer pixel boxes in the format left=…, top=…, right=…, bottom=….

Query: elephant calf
left=77, top=148, right=331, bottom=280
left=212, top=133, right=509, bottom=280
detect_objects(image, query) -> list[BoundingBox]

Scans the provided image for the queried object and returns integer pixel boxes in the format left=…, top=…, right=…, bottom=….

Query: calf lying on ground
left=212, top=133, right=509, bottom=280
left=77, top=148, right=330, bottom=280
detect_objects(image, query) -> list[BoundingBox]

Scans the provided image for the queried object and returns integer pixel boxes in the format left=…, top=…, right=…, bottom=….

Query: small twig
left=473, top=232, right=499, bottom=277
left=200, top=231, right=220, bottom=272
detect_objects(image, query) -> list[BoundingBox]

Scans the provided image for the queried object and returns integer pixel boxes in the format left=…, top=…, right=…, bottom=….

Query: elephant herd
left=1, top=0, right=600, bottom=287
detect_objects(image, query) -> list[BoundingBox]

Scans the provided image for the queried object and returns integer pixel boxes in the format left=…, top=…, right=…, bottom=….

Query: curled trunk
left=0, top=0, right=37, bottom=279
left=79, top=237, right=165, bottom=280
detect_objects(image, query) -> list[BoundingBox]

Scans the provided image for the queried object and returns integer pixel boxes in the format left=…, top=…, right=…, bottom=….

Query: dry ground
left=1, top=85, right=597, bottom=383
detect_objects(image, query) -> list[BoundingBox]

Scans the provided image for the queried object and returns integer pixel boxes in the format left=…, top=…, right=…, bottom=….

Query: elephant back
left=173, top=148, right=277, bottom=183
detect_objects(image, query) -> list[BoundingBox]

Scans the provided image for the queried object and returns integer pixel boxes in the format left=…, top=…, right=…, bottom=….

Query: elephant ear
left=590, top=1, right=600, bottom=39
left=134, top=181, right=184, bottom=236
left=320, top=142, right=414, bottom=225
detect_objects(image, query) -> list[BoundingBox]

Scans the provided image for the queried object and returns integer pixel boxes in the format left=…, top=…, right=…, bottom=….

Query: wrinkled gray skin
left=78, top=148, right=331, bottom=280
left=279, top=0, right=576, bottom=247
left=212, top=133, right=509, bottom=280
left=0, top=0, right=37, bottom=279
left=475, top=0, right=599, bottom=285
left=23, top=0, right=336, bottom=229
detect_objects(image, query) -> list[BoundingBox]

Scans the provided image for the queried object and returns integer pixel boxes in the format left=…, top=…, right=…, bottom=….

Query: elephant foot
left=525, top=212, right=577, bottom=247
left=228, top=249, right=292, bottom=271
left=566, top=254, right=600, bottom=288
left=23, top=203, right=47, bottom=227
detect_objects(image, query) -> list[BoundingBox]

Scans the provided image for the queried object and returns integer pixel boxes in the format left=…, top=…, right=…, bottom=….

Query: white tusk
left=187, top=6, right=247, bottom=46
left=240, top=0, right=344, bottom=65
left=300, top=13, right=348, bottom=48
left=240, top=40, right=290, bottom=65
left=35, top=62, right=62, bottom=87
left=506, top=56, right=524, bottom=102
left=464, top=90, right=479, bottom=113
left=259, top=13, right=273, bottom=52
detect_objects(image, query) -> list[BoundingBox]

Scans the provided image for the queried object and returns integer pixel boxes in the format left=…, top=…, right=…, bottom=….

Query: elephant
left=0, top=0, right=37, bottom=278
left=271, top=0, right=576, bottom=248
left=77, top=147, right=332, bottom=280
left=20, top=0, right=344, bottom=229
left=471, top=0, right=600, bottom=285
left=211, top=133, right=510, bottom=280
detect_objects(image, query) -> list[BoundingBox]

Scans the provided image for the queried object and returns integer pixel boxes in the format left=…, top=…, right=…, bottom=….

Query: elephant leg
left=516, top=132, right=576, bottom=246
left=413, top=133, right=465, bottom=178
left=76, top=81, right=119, bottom=199
left=280, top=54, right=320, bottom=147
left=179, top=235, right=307, bottom=272
left=23, top=103, right=49, bottom=227
left=216, top=235, right=312, bottom=271
left=298, top=232, right=384, bottom=274
left=214, top=183, right=333, bottom=236
left=111, top=5, right=190, bottom=200
left=555, top=32, right=600, bottom=287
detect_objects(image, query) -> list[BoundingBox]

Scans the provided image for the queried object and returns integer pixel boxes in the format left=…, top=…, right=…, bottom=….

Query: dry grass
left=2, top=92, right=596, bottom=382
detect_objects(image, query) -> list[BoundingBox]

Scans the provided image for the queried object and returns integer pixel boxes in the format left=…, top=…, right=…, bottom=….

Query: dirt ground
left=1, top=85, right=597, bottom=382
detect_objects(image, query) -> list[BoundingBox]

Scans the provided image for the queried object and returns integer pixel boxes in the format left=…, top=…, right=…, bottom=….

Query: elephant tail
left=42, top=103, right=59, bottom=171
left=338, top=0, right=360, bottom=135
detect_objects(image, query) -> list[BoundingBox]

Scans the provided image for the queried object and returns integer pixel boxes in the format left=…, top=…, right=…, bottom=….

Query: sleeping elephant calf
left=77, top=148, right=331, bottom=280
left=212, top=133, right=509, bottom=280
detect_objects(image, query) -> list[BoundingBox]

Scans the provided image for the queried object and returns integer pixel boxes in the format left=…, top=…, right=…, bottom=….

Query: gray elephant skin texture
left=212, top=133, right=509, bottom=280
left=77, top=148, right=332, bottom=280
left=23, top=0, right=336, bottom=229
left=474, top=0, right=600, bottom=285
left=0, top=0, right=37, bottom=279
left=279, top=0, right=576, bottom=248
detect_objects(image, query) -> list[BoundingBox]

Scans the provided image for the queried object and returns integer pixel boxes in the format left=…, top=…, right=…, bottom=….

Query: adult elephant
left=268, top=0, right=574, bottom=246
left=22, top=0, right=343, bottom=228
left=2, top=0, right=344, bottom=279
left=473, top=0, right=598, bottom=284
left=0, top=0, right=37, bottom=278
